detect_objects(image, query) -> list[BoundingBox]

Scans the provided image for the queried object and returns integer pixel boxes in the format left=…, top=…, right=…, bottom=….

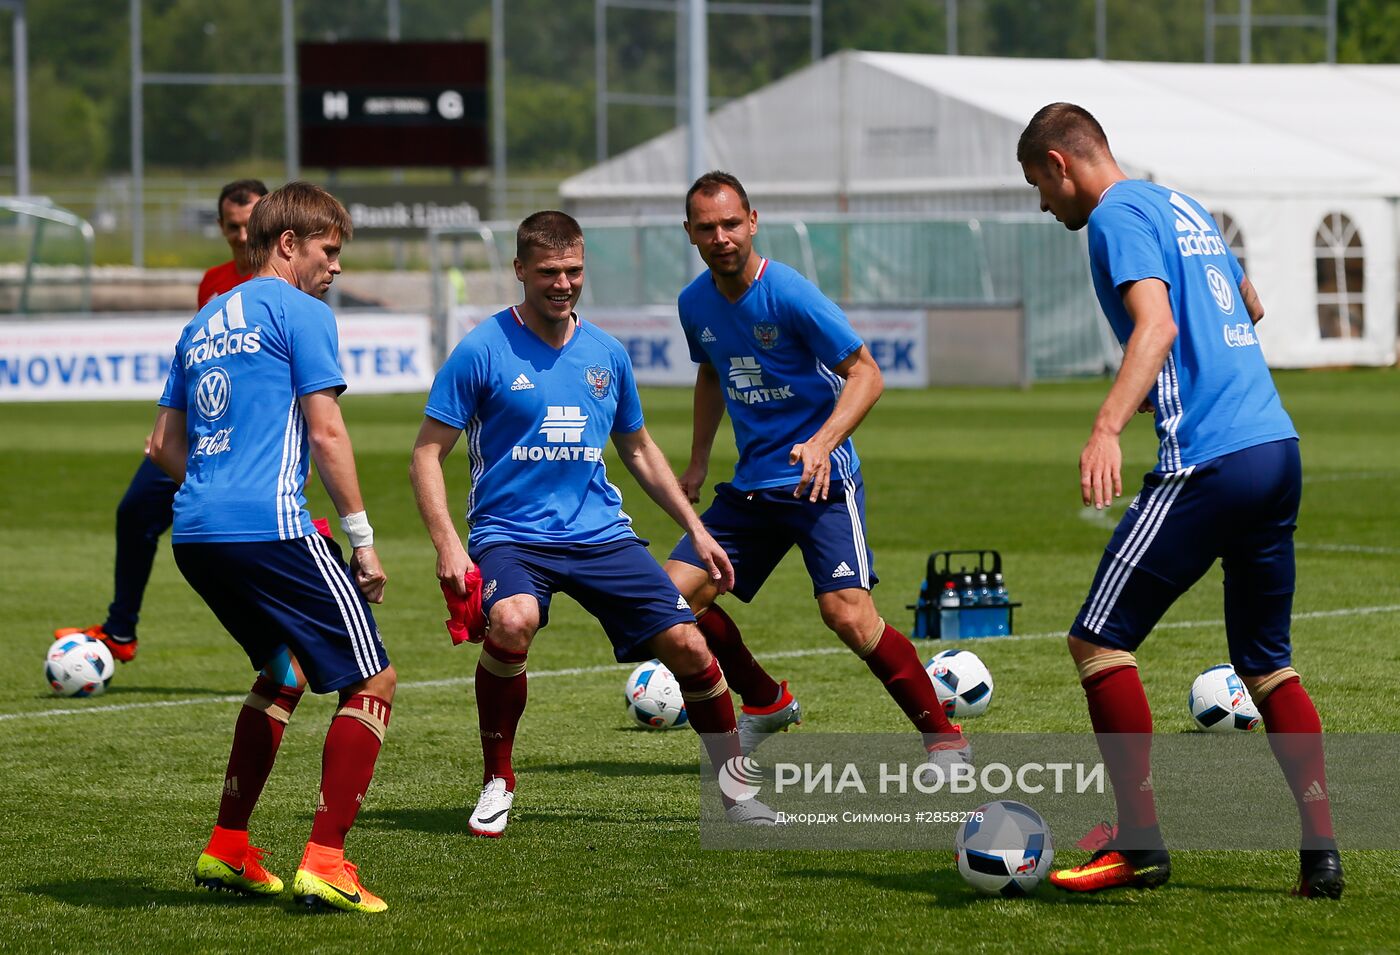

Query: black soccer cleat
left=1292, top=848, right=1344, bottom=899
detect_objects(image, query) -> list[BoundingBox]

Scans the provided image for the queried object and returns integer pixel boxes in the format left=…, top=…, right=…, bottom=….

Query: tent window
left=1315, top=212, right=1364, bottom=339
left=1212, top=211, right=1246, bottom=272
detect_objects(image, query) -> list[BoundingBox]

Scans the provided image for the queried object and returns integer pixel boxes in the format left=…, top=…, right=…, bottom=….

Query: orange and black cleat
left=54, top=625, right=138, bottom=663
left=1049, top=848, right=1171, bottom=893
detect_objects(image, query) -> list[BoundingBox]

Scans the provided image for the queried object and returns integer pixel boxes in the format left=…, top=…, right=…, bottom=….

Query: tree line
left=0, top=0, right=1394, bottom=177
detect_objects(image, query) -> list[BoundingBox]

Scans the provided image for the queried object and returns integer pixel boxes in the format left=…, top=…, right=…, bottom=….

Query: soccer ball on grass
left=45, top=636, right=115, bottom=698
left=1188, top=663, right=1260, bottom=732
left=925, top=648, right=994, bottom=717
left=624, top=659, right=688, bottom=729
left=954, top=800, right=1054, bottom=896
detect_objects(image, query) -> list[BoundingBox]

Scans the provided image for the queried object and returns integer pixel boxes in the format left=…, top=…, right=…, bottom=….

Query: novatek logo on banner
left=0, top=313, right=434, bottom=402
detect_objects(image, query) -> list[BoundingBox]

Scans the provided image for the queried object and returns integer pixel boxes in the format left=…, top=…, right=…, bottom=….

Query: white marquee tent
left=561, top=52, right=1400, bottom=368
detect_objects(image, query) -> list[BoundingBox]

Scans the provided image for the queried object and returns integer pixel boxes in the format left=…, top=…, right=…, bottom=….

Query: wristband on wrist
left=339, top=511, right=374, bottom=549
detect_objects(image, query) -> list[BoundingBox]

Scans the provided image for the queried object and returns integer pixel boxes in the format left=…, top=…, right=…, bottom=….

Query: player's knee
left=665, top=559, right=717, bottom=609
left=819, top=599, right=873, bottom=648
left=652, top=624, right=712, bottom=678
left=489, top=602, right=539, bottom=650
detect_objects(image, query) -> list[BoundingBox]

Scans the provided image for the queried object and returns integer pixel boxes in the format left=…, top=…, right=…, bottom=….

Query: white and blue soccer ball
left=1188, top=664, right=1260, bottom=732
left=925, top=648, right=994, bottom=717
left=954, top=800, right=1055, bottom=897
left=624, top=660, right=688, bottom=729
left=45, top=636, right=115, bottom=698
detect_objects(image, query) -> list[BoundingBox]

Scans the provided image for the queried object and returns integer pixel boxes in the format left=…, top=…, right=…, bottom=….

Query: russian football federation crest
left=752, top=323, right=780, bottom=350
left=584, top=364, right=611, bottom=399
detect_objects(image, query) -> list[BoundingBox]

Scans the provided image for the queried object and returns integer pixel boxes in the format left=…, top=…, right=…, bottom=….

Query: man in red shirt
left=197, top=179, right=268, bottom=307
left=55, top=179, right=269, bottom=661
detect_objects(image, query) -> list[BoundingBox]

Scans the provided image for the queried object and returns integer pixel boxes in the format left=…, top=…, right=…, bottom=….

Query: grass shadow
left=20, top=877, right=274, bottom=910
left=528, top=759, right=693, bottom=778
left=787, top=866, right=1151, bottom=908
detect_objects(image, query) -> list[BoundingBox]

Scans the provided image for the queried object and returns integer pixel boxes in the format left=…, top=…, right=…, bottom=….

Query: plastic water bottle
left=959, top=573, right=980, bottom=637
left=938, top=581, right=961, bottom=640
left=989, top=572, right=1010, bottom=636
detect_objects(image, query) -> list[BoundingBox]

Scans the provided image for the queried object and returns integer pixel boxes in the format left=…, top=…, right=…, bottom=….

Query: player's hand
left=142, top=432, right=154, bottom=456
left=1079, top=429, right=1123, bottom=510
left=691, top=530, right=735, bottom=595
left=1137, top=399, right=1155, bottom=414
left=437, top=538, right=473, bottom=597
left=350, top=546, right=388, bottom=603
left=790, top=440, right=832, bottom=502
left=678, top=462, right=708, bottom=504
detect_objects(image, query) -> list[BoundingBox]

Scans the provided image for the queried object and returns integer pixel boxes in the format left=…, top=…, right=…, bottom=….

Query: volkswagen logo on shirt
left=195, top=367, right=232, bottom=421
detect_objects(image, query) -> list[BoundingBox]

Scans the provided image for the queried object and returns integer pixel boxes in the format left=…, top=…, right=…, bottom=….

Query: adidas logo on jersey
left=510, top=373, right=535, bottom=391
left=700, top=327, right=717, bottom=343
left=831, top=562, right=856, bottom=579
left=184, top=291, right=261, bottom=369
left=1170, top=192, right=1227, bottom=258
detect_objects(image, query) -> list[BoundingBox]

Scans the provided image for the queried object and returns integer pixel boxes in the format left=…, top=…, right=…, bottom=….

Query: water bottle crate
left=906, top=549, right=1021, bottom=639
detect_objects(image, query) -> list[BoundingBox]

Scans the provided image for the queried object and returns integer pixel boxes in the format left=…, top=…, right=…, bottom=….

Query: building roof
left=561, top=52, right=1400, bottom=202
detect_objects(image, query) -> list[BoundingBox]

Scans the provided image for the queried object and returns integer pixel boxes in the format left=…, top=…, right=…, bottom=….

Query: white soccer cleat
left=737, top=682, right=802, bottom=756
left=469, top=777, right=515, bottom=838
left=725, top=798, right=781, bottom=826
left=921, top=724, right=974, bottom=778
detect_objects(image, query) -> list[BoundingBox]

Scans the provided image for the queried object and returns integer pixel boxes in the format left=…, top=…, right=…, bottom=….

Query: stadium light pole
left=686, top=0, right=706, bottom=184
left=0, top=0, right=29, bottom=197
left=492, top=0, right=506, bottom=219
left=129, top=0, right=143, bottom=266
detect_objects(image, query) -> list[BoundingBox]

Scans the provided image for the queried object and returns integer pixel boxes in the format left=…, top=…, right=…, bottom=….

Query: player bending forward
left=664, top=171, right=970, bottom=765
left=1019, top=103, right=1342, bottom=898
left=152, top=182, right=396, bottom=913
left=410, top=210, right=777, bottom=837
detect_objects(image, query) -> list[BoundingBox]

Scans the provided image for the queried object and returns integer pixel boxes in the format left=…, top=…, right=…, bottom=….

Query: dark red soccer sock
left=215, top=675, right=304, bottom=832
left=696, top=604, right=782, bottom=709
left=308, top=694, right=390, bottom=851
left=862, top=623, right=955, bottom=736
left=1082, top=664, right=1158, bottom=832
left=676, top=657, right=744, bottom=803
left=1256, top=676, right=1335, bottom=847
left=476, top=639, right=528, bottom=791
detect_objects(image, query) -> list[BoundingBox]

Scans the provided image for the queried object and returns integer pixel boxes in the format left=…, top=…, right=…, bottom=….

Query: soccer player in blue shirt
left=664, top=171, right=970, bottom=765
left=56, top=179, right=269, bottom=663
left=1018, top=103, right=1341, bottom=898
left=150, top=182, right=395, bottom=913
left=410, top=210, right=775, bottom=837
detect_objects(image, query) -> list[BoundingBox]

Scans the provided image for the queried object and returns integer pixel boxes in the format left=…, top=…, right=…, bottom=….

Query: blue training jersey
left=425, top=308, right=645, bottom=549
left=1087, top=180, right=1297, bottom=472
left=679, top=258, right=864, bottom=491
left=159, top=276, right=347, bottom=543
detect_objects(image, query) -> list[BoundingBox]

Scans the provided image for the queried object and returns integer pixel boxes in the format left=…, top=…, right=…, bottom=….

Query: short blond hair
left=246, top=181, right=353, bottom=271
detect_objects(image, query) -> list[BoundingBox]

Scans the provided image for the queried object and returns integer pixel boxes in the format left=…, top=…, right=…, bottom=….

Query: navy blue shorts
left=173, top=534, right=389, bottom=694
left=668, top=477, right=879, bottom=602
left=470, top=537, right=694, bottom=663
left=1072, top=439, right=1301, bottom=676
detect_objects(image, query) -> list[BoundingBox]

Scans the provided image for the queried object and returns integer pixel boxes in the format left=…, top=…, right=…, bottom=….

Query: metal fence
left=429, top=213, right=1115, bottom=381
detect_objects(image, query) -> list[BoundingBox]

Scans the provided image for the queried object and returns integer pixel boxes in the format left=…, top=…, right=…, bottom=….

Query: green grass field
left=2, top=370, right=1397, bottom=953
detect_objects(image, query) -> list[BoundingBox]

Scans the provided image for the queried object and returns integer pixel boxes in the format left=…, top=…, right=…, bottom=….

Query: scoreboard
left=298, top=41, right=489, bottom=169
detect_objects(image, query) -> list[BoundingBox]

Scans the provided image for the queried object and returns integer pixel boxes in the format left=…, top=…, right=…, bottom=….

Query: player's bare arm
left=1240, top=274, right=1265, bottom=324
left=679, top=361, right=727, bottom=502
left=613, top=426, right=734, bottom=593
left=790, top=345, right=884, bottom=502
left=409, top=415, right=473, bottom=597
left=300, top=388, right=387, bottom=603
left=149, top=407, right=188, bottom=482
left=1080, top=278, right=1178, bottom=510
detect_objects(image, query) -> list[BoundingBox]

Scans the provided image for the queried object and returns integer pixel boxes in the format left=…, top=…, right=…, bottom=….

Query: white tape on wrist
left=340, top=511, right=374, bottom=549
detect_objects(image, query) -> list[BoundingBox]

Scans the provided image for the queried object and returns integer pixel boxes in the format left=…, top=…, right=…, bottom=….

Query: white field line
left=1297, top=542, right=1400, bottom=556
left=6, top=603, right=1400, bottom=724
